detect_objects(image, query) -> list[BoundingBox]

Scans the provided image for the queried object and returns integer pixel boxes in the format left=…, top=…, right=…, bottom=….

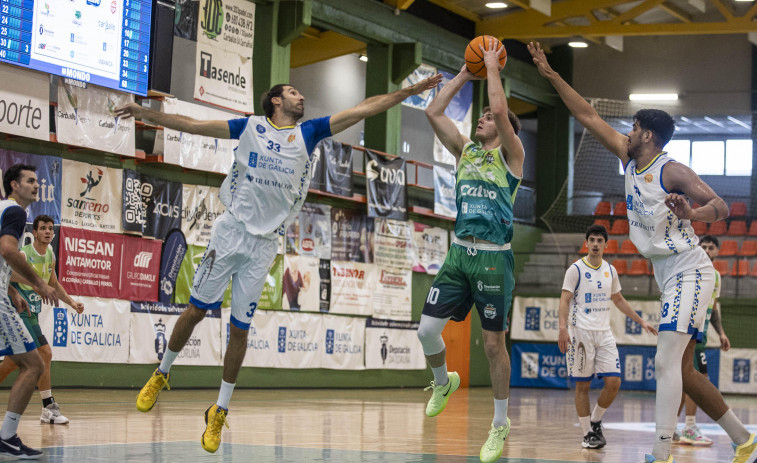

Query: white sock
left=652, top=331, right=690, bottom=460
left=0, top=412, right=21, bottom=440
left=591, top=404, right=607, bottom=423
left=40, top=389, right=52, bottom=400
left=216, top=380, right=235, bottom=410
left=159, top=349, right=179, bottom=374
left=493, top=399, right=508, bottom=427
left=685, top=415, right=696, bottom=428
left=431, top=364, right=449, bottom=386
left=717, top=409, right=751, bottom=446
left=579, top=416, right=591, bottom=436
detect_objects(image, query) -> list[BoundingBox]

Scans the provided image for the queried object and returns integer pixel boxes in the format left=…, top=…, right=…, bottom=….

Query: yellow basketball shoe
left=136, top=368, right=170, bottom=412
left=480, top=418, right=510, bottom=463
left=424, top=372, right=460, bottom=417
left=732, top=433, right=757, bottom=463
left=201, top=405, right=229, bottom=453
left=644, top=455, right=675, bottom=462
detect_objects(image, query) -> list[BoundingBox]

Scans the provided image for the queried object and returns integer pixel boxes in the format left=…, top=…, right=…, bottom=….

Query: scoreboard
left=0, top=0, right=153, bottom=95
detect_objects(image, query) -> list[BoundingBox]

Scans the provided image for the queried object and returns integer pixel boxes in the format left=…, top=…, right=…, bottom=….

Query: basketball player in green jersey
left=674, top=234, right=731, bottom=446
left=419, top=37, right=524, bottom=463
left=0, top=215, right=84, bottom=424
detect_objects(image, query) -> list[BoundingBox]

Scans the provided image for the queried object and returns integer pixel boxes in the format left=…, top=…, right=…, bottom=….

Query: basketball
left=465, top=35, right=507, bottom=78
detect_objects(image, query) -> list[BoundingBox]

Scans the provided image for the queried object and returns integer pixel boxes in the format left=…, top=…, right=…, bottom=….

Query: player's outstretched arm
left=329, top=74, right=442, bottom=136
left=0, top=235, right=57, bottom=306
left=527, top=42, right=629, bottom=165
left=557, top=290, right=573, bottom=354
left=425, top=66, right=474, bottom=164
left=661, top=162, right=729, bottom=223
left=49, top=270, right=84, bottom=313
left=611, top=292, right=658, bottom=335
left=709, top=302, right=730, bottom=351
left=114, top=102, right=232, bottom=139
left=482, top=38, right=524, bottom=177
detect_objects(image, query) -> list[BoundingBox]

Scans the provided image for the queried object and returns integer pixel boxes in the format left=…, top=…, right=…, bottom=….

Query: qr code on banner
left=124, top=177, right=152, bottom=225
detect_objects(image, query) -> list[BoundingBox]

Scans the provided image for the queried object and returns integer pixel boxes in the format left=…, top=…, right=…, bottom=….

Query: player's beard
left=283, top=98, right=304, bottom=121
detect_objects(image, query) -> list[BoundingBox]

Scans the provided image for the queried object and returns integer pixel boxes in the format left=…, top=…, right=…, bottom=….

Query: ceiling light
left=629, top=93, right=678, bottom=101
left=485, top=2, right=508, bottom=8
left=734, top=0, right=754, bottom=2
left=359, top=53, right=368, bottom=62
left=568, top=41, right=588, bottom=48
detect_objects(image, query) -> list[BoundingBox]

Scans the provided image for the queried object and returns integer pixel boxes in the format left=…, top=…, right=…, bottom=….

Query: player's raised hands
left=664, top=193, right=693, bottom=220
left=479, top=36, right=505, bottom=73
left=406, top=73, right=444, bottom=96
left=527, top=42, right=557, bottom=80
left=114, top=102, right=144, bottom=119
left=458, top=64, right=484, bottom=81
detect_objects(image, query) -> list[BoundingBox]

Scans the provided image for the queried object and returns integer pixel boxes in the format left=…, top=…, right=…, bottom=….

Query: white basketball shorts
left=658, top=265, right=714, bottom=342
left=566, top=327, right=620, bottom=381
left=0, top=295, right=36, bottom=355
left=190, top=212, right=278, bottom=330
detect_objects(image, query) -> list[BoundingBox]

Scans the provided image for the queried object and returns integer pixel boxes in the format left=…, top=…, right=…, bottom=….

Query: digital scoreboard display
left=0, top=0, right=153, bottom=95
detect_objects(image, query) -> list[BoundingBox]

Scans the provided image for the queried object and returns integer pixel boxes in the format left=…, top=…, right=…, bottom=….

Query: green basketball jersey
left=12, top=243, right=55, bottom=314
left=701, top=269, right=721, bottom=341
left=454, top=142, right=521, bottom=245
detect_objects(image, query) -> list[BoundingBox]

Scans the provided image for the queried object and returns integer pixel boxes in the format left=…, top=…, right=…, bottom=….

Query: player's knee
left=39, top=347, right=52, bottom=364
left=417, top=324, right=444, bottom=355
left=185, top=305, right=208, bottom=323
left=483, top=336, right=505, bottom=359
left=604, top=376, right=621, bottom=391
left=575, top=381, right=591, bottom=393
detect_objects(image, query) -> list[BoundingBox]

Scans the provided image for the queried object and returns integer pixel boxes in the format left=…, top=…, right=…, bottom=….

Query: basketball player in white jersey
left=528, top=41, right=757, bottom=463
left=560, top=224, right=656, bottom=450
left=115, top=74, right=441, bottom=453
left=0, top=164, right=58, bottom=459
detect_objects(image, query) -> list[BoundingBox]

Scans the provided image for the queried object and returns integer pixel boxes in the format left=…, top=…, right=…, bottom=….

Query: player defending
left=0, top=164, right=58, bottom=459
left=674, top=234, right=731, bottom=445
left=419, top=38, right=523, bottom=463
left=115, top=74, right=442, bottom=453
left=528, top=41, right=757, bottom=463
left=559, top=224, right=656, bottom=449
left=0, top=214, right=84, bottom=425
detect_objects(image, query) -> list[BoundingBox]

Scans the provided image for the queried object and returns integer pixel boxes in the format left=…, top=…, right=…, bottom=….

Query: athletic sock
left=431, top=363, right=449, bottom=386
left=41, top=389, right=54, bottom=407
left=492, top=399, right=508, bottom=428
left=216, top=380, right=235, bottom=410
left=652, top=425, right=674, bottom=460
left=0, top=412, right=21, bottom=440
left=579, top=416, right=591, bottom=436
left=591, top=404, right=607, bottom=423
left=717, top=408, right=751, bottom=446
left=158, top=349, right=179, bottom=375
left=684, top=415, right=696, bottom=428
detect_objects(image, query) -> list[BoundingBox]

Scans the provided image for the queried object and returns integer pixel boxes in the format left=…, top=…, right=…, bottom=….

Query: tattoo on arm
left=710, top=305, right=724, bottom=335
left=709, top=203, right=719, bottom=222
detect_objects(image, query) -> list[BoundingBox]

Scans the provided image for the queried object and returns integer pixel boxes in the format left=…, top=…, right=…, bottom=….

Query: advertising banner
left=56, top=82, right=135, bottom=156
left=309, top=139, right=327, bottom=192
left=373, top=219, right=414, bottom=270
left=371, top=268, right=413, bottom=321
left=412, top=223, right=448, bottom=275
left=122, top=170, right=183, bottom=239
left=158, top=99, right=238, bottom=174
left=158, top=229, right=188, bottom=304
left=194, top=0, right=255, bottom=113
left=39, top=297, right=130, bottom=363
left=174, top=243, right=231, bottom=307
left=321, top=314, right=365, bottom=370
left=324, top=139, right=353, bottom=197
left=0, top=150, right=62, bottom=223
left=258, top=254, right=284, bottom=310
left=299, top=203, right=331, bottom=259
left=58, top=227, right=123, bottom=298
left=365, top=318, right=425, bottom=370
left=331, top=208, right=373, bottom=263
left=60, top=159, right=122, bottom=233
left=0, top=64, right=50, bottom=141
left=330, top=261, right=374, bottom=316
left=181, top=185, right=225, bottom=246
left=120, top=235, right=162, bottom=302
left=401, top=64, right=438, bottom=110
left=129, top=302, right=222, bottom=366
left=718, top=348, right=757, bottom=394
left=221, top=308, right=275, bottom=367
left=365, top=150, right=407, bottom=221
left=282, top=255, right=320, bottom=312
left=433, top=165, right=457, bottom=218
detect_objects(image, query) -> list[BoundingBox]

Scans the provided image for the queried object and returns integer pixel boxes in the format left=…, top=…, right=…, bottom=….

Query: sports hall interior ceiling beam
left=477, top=0, right=757, bottom=39
left=382, top=0, right=416, bottom=10
left=290, top=28, right=366, bottom=68
left=425, top=0, right=482, bottom=22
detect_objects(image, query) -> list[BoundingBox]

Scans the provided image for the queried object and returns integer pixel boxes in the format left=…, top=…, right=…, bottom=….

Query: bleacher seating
left=708, top=221, right=727, bottom=235
left=605, top=240, right=619, bottom=254
left=609, top=220, right=629, bottom=235
left=613, top=201, right=627, bottom=216
left=730, top=201, right=747, bottom=217
left=618, top=240, right=638, bottom=255
left=718, top=240, right=739, bottom=257
left=713, top=260, right=729, bottom=276
left=727, top=220, right=747, bottom=236
left=738, top=241, right=757, bottom=257
left=628, top=259, right=649, bottom=276
left=732, top=260, right=750, bottom=277
left=691, top=221, right=707, bottom=235
left=748, top=222, right=757, bottom=237
left=593, top=219, right=611, bottom=230
left=750, top=261, right=757, bottom=277
left=612, top=259, right=627, bottom=275
left=593, top=201, right=612, bottom=216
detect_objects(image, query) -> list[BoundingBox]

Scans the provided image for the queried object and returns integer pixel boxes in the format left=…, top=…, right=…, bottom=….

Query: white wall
left=573, top=35, right=751, bottom=116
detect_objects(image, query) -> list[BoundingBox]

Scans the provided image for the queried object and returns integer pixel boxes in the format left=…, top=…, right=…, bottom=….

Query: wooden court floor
left=0, top=386, right=755, bottom=462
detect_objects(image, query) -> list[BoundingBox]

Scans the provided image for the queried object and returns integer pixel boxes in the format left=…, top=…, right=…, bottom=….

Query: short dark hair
left=261, top=84, right=289, bottom=119
left=585, top=224, right=608, bottom=242
left=3, top=164, right=36, bottom=196
left=633, top=109, right=675, bottom=148
left=700, top=234, right=719, bottom=248
left=482, top=106, right=521, bottom=135
left=33, top=215, right=54, bottom=230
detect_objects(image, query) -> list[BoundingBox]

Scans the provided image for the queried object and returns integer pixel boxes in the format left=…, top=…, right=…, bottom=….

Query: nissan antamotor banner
left=365, top=150, right=407, bottom=221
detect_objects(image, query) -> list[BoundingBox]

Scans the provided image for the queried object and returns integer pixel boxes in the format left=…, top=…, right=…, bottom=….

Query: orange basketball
left=465, top=35, right=507, bottom=78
